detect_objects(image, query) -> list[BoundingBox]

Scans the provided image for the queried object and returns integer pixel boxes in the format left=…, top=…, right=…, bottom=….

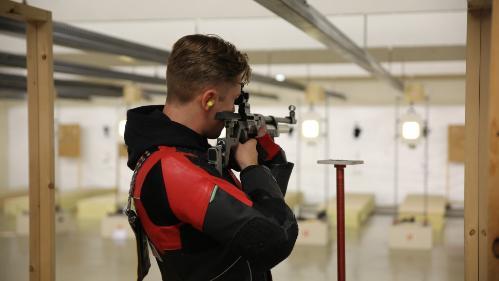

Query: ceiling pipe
left=254, top=0, right=404, bottom=91
left=0, top=52, right=303, bottom=100
left=0, top=52, right=166, bottom=85
left=0, top=16, right=324, bottom=94
left=0, top=72, right=122, bottom=98
left=0, top=72, right=174, bottom=99
left=0, top=16, right=168, bottom=63
left=0, top=89, right=28, bottom=100
left=0, top=72, right=279, bottom=101
left=0, top=72, right=164, bottom=99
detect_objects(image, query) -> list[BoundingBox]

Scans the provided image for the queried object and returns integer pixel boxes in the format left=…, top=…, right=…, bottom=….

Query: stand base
left=389, top=222, right=433, bottom=250
left=101, top=214, right=134, bottom=239
left=295, top=219, right=330, bottom=246
left=16, top=212, right=75, bottom=235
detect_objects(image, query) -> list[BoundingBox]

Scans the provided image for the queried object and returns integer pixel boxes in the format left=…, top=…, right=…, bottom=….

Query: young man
left=124, top=34, right=297, bottom=281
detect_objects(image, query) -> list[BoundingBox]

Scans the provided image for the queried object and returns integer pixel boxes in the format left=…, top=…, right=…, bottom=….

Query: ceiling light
left=118, top=55, right=135, bottom=63
left=275, top=73, right=286, bottom=82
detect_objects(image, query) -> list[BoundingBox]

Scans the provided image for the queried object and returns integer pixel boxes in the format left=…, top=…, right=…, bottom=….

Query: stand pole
left=335, top=164, right=346, bottom=281
left=318, top=159, right=363, bottom=281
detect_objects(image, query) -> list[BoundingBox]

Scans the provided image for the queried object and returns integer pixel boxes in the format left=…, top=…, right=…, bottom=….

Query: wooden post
left=26, top=19, right=55, bottom=281
left=486, top=0, right=499, bottom=278
left=465, top=0, right=499, bottom=280
left=465, top=8, right=484, bottom=280
left=0, top=2, right=55, bottom=281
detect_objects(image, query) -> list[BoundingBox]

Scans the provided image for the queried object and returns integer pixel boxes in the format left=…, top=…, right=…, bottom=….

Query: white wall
left=6, top=102, right=464, bottom=205
left=7, top=102, right=133, bottom=192
left=258, top=104, right=465, bottom=205
left=7, top=102, right=28, bottom=190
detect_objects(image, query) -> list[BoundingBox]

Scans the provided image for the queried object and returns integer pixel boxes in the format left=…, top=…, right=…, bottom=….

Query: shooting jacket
left=124, top=105, right=297, bottom=281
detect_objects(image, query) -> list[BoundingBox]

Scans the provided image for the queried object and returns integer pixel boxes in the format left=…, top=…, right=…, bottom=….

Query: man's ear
left=200, top=89, right=217, bottom=111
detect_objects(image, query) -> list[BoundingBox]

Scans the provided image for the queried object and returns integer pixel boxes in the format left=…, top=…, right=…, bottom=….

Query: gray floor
left=0, top=215, right=464, bottom=281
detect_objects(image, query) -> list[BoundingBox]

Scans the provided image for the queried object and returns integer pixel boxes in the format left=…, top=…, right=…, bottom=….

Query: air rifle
left=208, top=90, right=296, bottom=175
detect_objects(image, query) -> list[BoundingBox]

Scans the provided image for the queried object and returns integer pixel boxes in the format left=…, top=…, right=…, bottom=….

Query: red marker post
left=317, top=159, right=364, bottom=281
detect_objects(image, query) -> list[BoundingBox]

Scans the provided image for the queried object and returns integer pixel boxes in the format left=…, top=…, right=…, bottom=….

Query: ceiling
left=1, top=0, right=467, bottom=104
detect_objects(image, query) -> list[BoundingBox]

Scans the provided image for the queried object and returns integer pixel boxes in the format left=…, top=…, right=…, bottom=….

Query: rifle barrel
left=264, top=116, right=294, bottom=124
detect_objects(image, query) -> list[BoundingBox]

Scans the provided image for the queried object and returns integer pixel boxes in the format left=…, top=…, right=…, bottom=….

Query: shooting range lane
left=0, top=213, right=464, bottom=281
left=4, top=0, right=494, bottom=280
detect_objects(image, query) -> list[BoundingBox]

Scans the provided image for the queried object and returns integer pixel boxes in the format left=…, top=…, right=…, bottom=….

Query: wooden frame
left=0, top=1, right=55, bottom=281
left=486, top=1, right=499, bottom=278
left=465, top=0, right=499, bottom=280
left=465, top=9, right=487, bottom=281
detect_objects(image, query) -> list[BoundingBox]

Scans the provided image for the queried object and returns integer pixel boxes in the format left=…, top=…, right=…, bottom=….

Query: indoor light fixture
left=302, top=119, right=320, bottom=138
left=118, top=55, right=135, bottom=63
left=402, top=121, right=421, bottom=140
left=399, top=105, right=424, bottom=148
left=301, top=106, right=322, bottom=140
left=275, top=73, right=286, bottom=82
left=118, top=119, right=127, bottom=139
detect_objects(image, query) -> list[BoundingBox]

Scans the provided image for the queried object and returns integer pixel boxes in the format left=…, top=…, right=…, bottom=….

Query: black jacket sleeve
left=256, top=133, right=294, bottom=196
left=202, top=165, right=298, bottom=271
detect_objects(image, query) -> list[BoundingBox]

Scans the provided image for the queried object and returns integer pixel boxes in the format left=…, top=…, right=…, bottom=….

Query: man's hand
left=234, top=139, right=258, bottom=170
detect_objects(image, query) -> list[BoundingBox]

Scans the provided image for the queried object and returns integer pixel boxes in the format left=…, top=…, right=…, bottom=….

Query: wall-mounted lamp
left=402, top=121, right=421, bottom=140
left=301, top=104, right=323, bottom=141
left=302, top=119, right=320, bottom=138
left=400, top=105, right=424, bottom=148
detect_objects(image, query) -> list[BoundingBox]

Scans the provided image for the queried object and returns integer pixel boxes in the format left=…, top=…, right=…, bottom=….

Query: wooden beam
left=1, top=2, right=55, bottom=281
left=466, top=1, right=499, bottom=280
left=0, top=1, right=50, bottom=22
left=26, top=17, right=55, bottom=281
left=486, top=0, right=499, bottom=278
left=465, top=9, right=482, bottom=281
left=0, top=1, right=58, bottom=280
left=478, top=9, right=491, bottom=281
